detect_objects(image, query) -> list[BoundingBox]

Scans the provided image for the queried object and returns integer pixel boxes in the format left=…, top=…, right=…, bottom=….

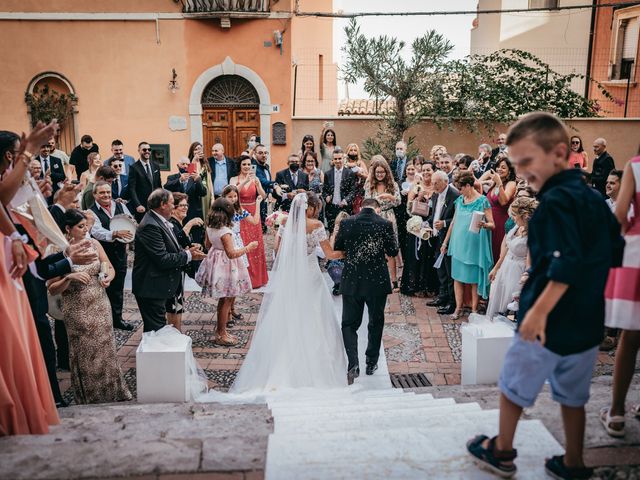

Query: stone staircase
left=265, top=386, right=564, bottom=480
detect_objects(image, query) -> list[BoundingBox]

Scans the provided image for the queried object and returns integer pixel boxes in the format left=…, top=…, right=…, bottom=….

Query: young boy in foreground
left=467, top=112, right=622, bottom=479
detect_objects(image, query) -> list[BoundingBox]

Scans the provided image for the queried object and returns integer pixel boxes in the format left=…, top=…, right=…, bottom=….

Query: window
left=609, top=7, right=640, bottom=81
left=528, top=0, right=558, bottom=9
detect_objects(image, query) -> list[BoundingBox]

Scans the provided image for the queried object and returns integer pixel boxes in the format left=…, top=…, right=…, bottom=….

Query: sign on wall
left=272, top=122, right=286, bottom=145
left=150, top=144, right=171, bottom=171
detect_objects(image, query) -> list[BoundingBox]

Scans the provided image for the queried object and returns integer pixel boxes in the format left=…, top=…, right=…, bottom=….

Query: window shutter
left=622, top=17, right=639, bottom=59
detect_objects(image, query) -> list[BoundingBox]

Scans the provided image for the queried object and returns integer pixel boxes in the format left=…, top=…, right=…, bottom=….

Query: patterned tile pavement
left=54, top=228, right=619, bottom=401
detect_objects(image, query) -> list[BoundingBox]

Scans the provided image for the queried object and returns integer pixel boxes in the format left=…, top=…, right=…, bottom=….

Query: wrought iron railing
left=181, top=0, right=270, bottom=13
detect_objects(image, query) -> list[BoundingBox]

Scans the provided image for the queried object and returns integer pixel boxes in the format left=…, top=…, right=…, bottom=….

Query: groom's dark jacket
left=334, top=208, right=398, bottom=296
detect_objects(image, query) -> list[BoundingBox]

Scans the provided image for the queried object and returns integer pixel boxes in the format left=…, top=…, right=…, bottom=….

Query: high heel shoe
left=450, top=310, right=463, bottom=320
left=231, top=310, right=244, bottom=321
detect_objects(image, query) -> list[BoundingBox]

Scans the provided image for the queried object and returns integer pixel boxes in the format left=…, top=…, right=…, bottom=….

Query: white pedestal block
left=136, top=334, right=190, bottom=403
left=461, top=322, right=514, bottom=385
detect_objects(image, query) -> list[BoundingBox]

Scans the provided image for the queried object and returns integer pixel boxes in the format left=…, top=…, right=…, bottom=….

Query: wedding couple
left=226, top=191, right=398, bottom=394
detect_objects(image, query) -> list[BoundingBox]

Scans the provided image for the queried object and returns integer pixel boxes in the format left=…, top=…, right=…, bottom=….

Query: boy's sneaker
left=467, top=435, right=517, bottom=478
left=545, top=455, right=593, bottom=480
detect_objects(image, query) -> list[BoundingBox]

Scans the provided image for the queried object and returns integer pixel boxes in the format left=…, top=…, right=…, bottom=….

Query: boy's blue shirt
left=517, top=168, right=621, bottom=355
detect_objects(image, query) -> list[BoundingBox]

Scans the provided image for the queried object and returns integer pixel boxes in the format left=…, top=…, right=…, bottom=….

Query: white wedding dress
left=194, top=193, right=348, bottom=401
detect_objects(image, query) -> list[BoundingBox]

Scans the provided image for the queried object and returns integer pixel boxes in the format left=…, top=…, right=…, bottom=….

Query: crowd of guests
left=2, top=112, right=639, bottom=465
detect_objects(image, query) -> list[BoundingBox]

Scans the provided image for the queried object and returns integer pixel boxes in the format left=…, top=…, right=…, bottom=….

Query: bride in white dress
left=228, top=192, right=348, bottom=393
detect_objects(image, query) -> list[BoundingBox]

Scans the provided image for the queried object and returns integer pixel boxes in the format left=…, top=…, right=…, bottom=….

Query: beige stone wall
left=292, top=117, right=640, bottom=170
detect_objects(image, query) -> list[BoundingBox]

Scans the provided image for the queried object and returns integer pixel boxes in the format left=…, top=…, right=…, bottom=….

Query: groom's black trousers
left=341, top=294, right=387, bottom=370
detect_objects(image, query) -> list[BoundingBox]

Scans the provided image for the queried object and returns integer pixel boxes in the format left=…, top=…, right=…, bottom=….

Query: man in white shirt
left=90, top=181, right=135, bottom=330
left=323, top=147, right=355, bottom=232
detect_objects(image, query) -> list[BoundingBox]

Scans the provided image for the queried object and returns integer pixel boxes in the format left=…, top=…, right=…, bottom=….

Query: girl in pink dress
left=231, top=156, right=268, bottom=289
left=196, top=198, right=258, bottom=346
left=601, top=155, right=640, bottom=437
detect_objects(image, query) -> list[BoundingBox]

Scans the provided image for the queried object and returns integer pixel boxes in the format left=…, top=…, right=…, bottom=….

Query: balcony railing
left=181, top=0, right=271, bottom=14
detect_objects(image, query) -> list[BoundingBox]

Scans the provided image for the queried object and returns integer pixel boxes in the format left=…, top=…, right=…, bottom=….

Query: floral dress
left=363, top=180, right=401, bottom=237
left=196, top=227, right=252, bottom=298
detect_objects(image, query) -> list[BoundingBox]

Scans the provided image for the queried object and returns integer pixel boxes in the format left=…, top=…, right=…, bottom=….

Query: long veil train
left=193, top=193, right=348, bottom=402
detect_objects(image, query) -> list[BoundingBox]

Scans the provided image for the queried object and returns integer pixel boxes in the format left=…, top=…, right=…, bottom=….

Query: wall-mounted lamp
left=168, top=68, right=179, bottom=94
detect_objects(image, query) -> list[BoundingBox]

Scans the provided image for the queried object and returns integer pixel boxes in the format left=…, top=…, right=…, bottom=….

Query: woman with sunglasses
left=569, top=135, right=589, bottom=170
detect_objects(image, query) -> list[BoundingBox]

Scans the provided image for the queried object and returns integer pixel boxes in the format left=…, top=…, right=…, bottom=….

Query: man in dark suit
left=164, top=157, right=207, bottom=223
left=128, top=141, right=162, bottom=222
left=35, top=143, right=66, bottom=204
left=427, top=171, right=460, bottom=315
left=490, top=132, right=507, bottom=163
left=208, top=143, right=237, bottom=198
left=90, top=181, right=135, bottom=331
left=107, top=156, right=129, bottom=201
left=591, top=137, right=615, bottom=196
left=69, top=134, right=99, bottom=180
left=334, top=198, right=399, bottom=384
left=323, top=147, right=356, bottom=232
left=133, top=189, right=206, bottom=332
left=274, top=153, right=309, bottom=212
left=49, top=182, right=78, bottom=230
left=252, top=144, right=274, bottom=229
left=389, top=140, right=409, bottom=184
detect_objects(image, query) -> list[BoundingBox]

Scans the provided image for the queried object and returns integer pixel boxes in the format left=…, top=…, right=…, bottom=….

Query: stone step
left=267, top=392, right=428, bottom=410
left=270, top=396, right=454, bottom=417
left=266, top=419, right=563, bottom=480
left=272, top=403, right=482, bottom=430
left=274, top=404, right=492, bottom=434
left=262, top=387, right=409, bottom=404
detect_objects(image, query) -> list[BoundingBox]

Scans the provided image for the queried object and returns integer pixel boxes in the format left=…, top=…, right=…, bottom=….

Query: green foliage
left=434, top=49, right=615, bottom=129
left=342, top=19, right=453, bottom=160
left=25, top=84, right=76, bottom=128
left=341, top=20, right=614, bottom=154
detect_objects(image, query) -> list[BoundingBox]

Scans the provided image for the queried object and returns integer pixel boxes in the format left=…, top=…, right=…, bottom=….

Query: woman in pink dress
left=231, top=155, right=268, bottom=289
left=480, top=156, right=517, bottom=263
left=601, top=155, right=640, bottom=437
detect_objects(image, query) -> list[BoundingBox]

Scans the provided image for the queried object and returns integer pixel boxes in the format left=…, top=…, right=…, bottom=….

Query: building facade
left=588, top=0, right=640, bottom=118
left=470, top=0, right=591, bottom=95
left=0, top=0, right=335, bottom=173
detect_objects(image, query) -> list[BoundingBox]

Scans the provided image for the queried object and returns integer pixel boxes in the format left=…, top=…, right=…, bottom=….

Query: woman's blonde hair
left=345, top=143, right=361, bottom=162
left=509, top=196, right=538, bottom=221
left=429, top=145, right=447, bottom=161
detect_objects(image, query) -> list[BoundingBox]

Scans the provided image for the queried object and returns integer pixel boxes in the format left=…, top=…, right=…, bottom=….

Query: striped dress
left=605, top=156, right=640, bottom=330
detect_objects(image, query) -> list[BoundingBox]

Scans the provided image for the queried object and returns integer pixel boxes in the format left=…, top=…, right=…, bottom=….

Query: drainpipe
left=584, top=0, right=597, bottom=99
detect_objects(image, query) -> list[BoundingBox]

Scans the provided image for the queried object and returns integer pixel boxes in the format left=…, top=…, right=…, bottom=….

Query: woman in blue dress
left=440, top=170, right=494, bottom=319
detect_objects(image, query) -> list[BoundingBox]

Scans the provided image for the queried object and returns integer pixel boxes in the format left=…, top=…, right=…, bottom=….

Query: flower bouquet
left=265, top=210, right=289, bottom=230
left=406, top=215, right=433, bottom=241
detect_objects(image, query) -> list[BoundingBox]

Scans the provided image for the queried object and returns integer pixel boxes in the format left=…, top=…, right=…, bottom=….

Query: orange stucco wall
left=589, top=1, right=640, bottom=118
left=0, top=1, right=306, bottom=176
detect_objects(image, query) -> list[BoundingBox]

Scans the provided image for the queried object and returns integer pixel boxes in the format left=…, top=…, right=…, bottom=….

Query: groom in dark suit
left=133, top=188, right=206, bottom=332
left=334, top=198, right=398, bottom=384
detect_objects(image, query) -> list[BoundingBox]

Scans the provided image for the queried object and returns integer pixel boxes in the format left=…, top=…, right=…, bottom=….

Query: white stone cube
left=136, top=334, right=190, bottom=403
left=461, top=322, right=514, bottom=385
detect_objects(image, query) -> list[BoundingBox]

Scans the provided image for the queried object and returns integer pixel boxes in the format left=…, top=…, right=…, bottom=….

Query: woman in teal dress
left=441, top=171, right=494, bottom=319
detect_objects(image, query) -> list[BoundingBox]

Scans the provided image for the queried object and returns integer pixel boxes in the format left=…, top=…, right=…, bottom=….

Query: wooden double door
left=202, top=108, right=260, bottom=159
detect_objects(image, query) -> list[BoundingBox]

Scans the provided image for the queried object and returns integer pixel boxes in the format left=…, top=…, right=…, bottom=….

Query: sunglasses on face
left=141, top=148, right=151, bottom=152
left=571, top=141, right=580, bottom=145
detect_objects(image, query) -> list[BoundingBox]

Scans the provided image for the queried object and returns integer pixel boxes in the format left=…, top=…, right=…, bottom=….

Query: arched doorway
left=201, top=75, right=260, bottom=158
left=26, top=72, right=77, bottom=154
